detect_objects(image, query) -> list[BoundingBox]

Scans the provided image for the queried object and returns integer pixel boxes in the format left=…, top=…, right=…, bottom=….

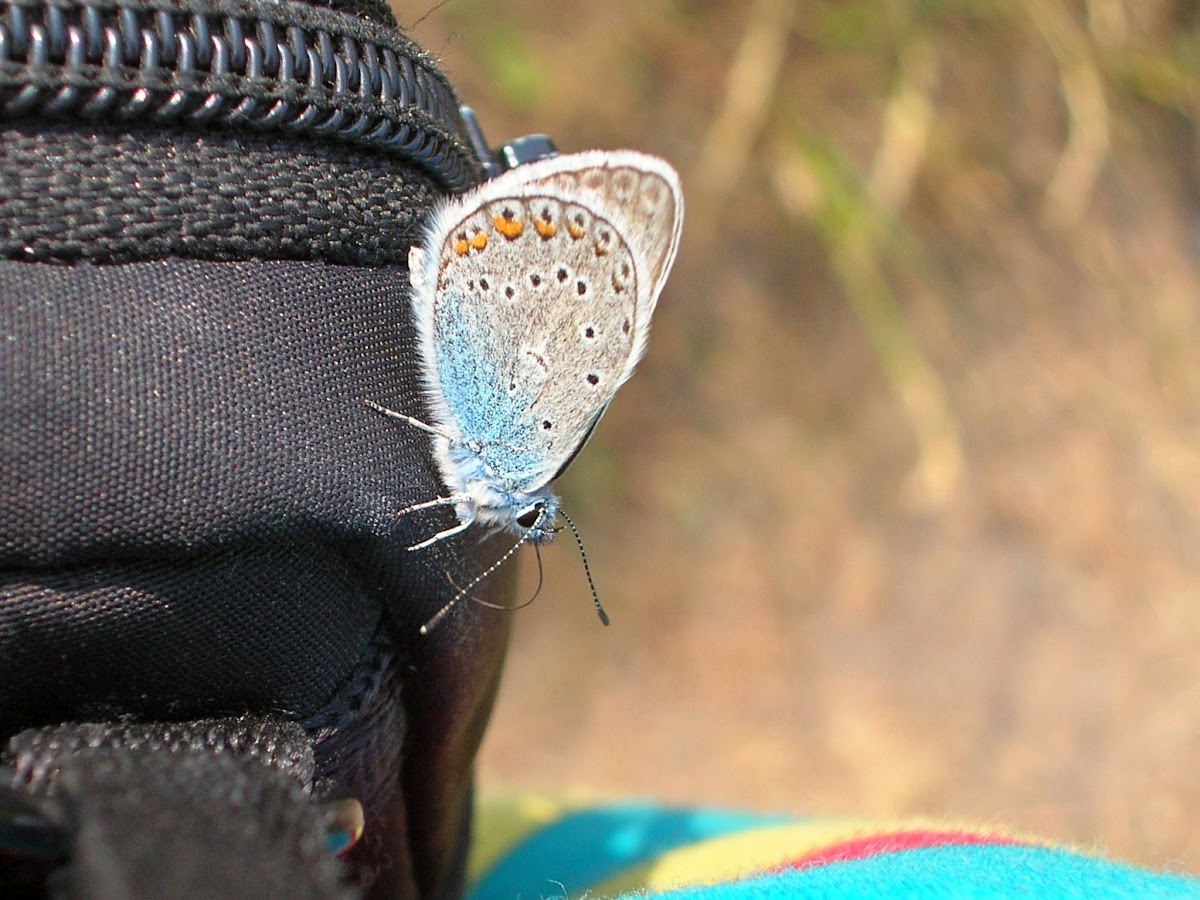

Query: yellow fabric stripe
left=470, top=793, right=1055, bottom=897
left=594, top=818, right=1042, bottom=895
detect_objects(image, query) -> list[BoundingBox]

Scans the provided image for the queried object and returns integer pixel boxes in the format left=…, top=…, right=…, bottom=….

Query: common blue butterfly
left=369, top=150, right=683, bottom=629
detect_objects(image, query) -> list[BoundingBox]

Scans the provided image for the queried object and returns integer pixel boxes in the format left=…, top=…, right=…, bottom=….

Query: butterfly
left=368, top=150, right=683, bottom=629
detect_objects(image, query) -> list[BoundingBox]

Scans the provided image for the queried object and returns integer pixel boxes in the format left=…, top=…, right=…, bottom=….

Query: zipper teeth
left=0, top=0, right=480, bottom=189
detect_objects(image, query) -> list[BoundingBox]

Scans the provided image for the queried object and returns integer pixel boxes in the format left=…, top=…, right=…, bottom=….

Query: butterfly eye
left=517, top=507, right=541, bottom=529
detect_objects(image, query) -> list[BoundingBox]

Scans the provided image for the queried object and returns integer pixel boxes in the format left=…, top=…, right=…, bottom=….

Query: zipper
left=0, top=0, right=482, bottom=189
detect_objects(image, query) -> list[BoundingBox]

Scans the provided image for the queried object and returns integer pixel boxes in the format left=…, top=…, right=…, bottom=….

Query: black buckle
left=459, top=106, right=559, bottom=180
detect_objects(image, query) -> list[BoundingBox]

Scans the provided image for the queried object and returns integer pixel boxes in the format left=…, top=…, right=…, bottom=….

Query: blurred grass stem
left=1021, top=0, right=1111, bottom=229
left=774, top=33, right=963, bottom=509
left=692, top=0, right=795, bottom=210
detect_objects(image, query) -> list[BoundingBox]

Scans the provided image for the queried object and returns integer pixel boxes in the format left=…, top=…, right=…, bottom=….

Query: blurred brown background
left=405, top=0, right=1200, bottom=871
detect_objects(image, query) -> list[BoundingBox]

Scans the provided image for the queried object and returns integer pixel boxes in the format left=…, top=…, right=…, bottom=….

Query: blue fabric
left=467, top=804, right=791, bottom=899
left=619, top=844, right=1200, bottom=900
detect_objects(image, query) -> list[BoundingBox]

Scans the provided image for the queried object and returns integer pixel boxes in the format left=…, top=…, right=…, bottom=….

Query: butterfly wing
left=482, top=150, right=685, bottom=370
left=409, top=151, right=683, bottom=493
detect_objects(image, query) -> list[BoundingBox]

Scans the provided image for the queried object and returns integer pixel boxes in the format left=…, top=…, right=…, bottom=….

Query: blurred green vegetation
left=408, top=0, right=1200, bottom=872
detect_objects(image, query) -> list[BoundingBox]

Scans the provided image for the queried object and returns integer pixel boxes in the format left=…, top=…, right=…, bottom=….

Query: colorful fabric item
left=468, top=794, right=1200, bottom=898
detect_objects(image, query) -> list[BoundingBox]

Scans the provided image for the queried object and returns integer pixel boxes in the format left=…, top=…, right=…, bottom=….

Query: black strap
left=2, top=717, right=355, bottom=898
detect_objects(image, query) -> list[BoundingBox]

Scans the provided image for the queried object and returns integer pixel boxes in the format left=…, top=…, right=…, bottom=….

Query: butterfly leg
left=397, top=495, right=467, bottom=517
left=395, top=494, right=474, bottom=550
left=363, top=399, right=450, bottom=438
left=408, top=518, right=473, bottom=551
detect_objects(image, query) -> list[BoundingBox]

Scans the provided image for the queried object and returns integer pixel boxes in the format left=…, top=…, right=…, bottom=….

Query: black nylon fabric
left=54, top=747, right=350, bottom=898
left=321, top=0, right=393, bottom=25
left=4, top=717, right=352, bottom=898
left=0, top=124, right=441, bottom=265
left=0, top=257, right=516, bottom=896
left=0, top=256, right=508, bottom=729
left=0, top=2, right=520, bottom=895
left=6, top=718, right=318, bottom=792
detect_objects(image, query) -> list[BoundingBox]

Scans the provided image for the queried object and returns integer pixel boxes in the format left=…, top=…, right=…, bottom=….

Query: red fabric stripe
left=775, top=830, right=1026, bottom=871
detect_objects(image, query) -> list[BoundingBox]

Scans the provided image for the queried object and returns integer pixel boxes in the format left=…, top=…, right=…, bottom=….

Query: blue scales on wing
left=428, top=195, right=641, bottom=494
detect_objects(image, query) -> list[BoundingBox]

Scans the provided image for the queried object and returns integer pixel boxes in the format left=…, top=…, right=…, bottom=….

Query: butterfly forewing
left=527, top=160, right=683, bottom=310
left=408, top=149, right=683, bottom=512
left=430, top=194, right=642, bottom=489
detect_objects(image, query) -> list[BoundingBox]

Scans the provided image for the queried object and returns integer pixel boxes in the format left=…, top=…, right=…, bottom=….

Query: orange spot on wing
left=453, top=239, right=470, bottom=256
left=494, top=215, right=524, bottom=239
left=470, top=231, right=488, bottom=251
left=534, top=219, right=557, bottom=238
left=566, top=221, right=585, bottom=239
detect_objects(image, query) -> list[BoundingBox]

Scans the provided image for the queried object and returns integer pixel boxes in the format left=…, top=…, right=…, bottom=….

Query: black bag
left=0, top=0, right=526, bottom=894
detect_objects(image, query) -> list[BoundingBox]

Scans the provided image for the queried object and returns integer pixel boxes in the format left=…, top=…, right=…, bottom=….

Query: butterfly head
left=452, top=471, right=561, bottom=545
left=512, top=495, right=559, bottom=544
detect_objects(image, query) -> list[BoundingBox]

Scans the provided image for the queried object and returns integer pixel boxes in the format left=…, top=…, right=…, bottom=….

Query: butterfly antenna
left=557, top=509, right=609, bottom=626
left=443, top=569, right=541, bottom=612
left=448, top=538, right=545, bottom=612
left=419, top=525, right=537, bottom=635
left=531, top=541, right=545, bottom=602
